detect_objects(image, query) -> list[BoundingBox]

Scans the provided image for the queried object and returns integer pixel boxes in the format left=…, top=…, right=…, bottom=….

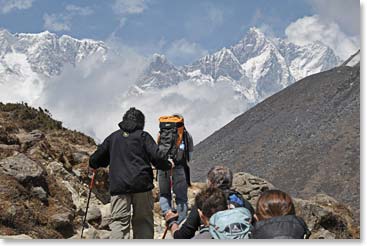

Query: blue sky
left=0, top=0, right=360, bottom=65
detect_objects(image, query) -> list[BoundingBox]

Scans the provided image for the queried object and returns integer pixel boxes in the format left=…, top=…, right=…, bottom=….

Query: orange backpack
left=158, top=115, right=185, bottom=161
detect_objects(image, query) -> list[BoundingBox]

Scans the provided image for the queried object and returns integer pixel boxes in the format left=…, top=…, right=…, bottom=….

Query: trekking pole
left=162, top=165, right=176, bottom=239
left=81, top=169, right=96, bottom=239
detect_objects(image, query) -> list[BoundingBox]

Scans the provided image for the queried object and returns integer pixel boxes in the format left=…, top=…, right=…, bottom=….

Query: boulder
left=0, top=153, right=46, bottom=187
left=232, top=172, right=275, bottom=204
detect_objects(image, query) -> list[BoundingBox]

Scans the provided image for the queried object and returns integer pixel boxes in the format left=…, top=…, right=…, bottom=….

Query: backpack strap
left=183, top=128, right=190, bottom=162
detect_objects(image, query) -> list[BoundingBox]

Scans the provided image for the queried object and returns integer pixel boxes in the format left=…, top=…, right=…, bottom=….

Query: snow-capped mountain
left=0, top=27, right=342, bottom=142
left=136, top=27, right=339, bottom=103
left=0, top=29, right=107, bottom=77
left=0, top=28, right=107, bottom=103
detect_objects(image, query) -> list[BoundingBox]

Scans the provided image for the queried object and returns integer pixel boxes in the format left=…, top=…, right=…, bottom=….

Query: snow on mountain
left=0, top=28, right=107, bottom=103
left=0, top=29, right=107, bottom=77
left=136, top=53, right=187, bottom=90
left=135, top=27, right=340, bottom=104
left=0, top=27, right=341, bottom=141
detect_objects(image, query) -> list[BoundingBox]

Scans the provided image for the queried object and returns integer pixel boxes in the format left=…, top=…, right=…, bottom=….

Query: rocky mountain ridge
left=0, top=103, right=360, bottom=239
left=134, top=28, right=340, bottom=103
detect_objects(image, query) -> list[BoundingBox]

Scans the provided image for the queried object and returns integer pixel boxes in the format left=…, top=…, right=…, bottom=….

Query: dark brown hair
left=195, top=187, right=228, bottom=219
left=255, top=189, right=296, bottom=221
left=207, top=165, right=233, bottom=189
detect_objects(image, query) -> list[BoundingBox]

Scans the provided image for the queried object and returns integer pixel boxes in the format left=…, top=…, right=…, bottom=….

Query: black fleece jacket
left=251, top=215, right=310, bottom=239
left=89, top=126, right=171, bottom=195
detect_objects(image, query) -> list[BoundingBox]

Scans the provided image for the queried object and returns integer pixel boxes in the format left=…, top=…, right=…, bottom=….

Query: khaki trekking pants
left=109, top=191, right=154, bottom=239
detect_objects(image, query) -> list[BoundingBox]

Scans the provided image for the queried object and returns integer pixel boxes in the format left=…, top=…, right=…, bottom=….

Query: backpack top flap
left=209, top=207, right=253, bottom=239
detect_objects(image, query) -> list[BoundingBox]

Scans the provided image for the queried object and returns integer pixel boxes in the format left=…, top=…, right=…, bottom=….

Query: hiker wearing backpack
left=164, top=165, right=254, bottom=239
left=251, top=189, right=310, bottom=239
left=193, top=187, right=228, bottom=239
left=89, top=107, right=172, bottom=239
left=158, top=114, right=194, bottom=225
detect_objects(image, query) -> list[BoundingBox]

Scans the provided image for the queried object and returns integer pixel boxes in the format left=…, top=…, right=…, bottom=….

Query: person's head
left=119, top=107, right=145, bottom=133
left=255, top=189, right=295, bottom=221
left=206, top=165, right=233, bottom=190
left=195, top=187, right=228, bottom=226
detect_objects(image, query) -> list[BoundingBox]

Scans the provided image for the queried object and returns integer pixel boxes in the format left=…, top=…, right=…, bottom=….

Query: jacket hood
left=251, top=215, right=309, bottom=239
left=118, top=120, right=140, bottom=133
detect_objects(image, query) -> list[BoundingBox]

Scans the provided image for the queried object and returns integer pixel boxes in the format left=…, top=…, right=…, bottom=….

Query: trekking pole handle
left=89, top=169, right=96, bottom=190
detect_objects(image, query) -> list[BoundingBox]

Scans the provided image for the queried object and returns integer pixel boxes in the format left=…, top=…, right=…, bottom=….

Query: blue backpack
left=209, top=207, right=253, bottom=239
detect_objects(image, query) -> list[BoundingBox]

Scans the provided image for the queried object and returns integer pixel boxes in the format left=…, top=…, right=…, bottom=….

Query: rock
left=310, top=228, right=336, bottom=239
left=50, top=212, right=74, bottom=238
left=0, top=153, right=46, bottom=187
left=97, top=230, right=111, bottom=239
left=75, top=226, right=107, bottom=239
left=0, top=144, right=20, bottom=151
left=232, top=172, right=274, bottom=204
left=0, top=234, right=33, bottom=239
left=72, top=151, right=89, bottom=164
left=86, top=206, right=102, bottom=225
left=294, top=194, right=359, bottom=239
left=31, top=186, right=48, bottom=202
left=17, top=130, right=45, bottom=151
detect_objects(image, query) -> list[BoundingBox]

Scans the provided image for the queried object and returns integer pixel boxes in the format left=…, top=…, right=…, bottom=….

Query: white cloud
left=65, top=4, right=94, bottom=16
left=309, top=0, right=360, bottom=36
left=43, top=4, right=94, bottom=32
left=43, top=13, right=71, bottom=32
left=166, top=39, right=208, bottom=65
left=113, top=0, right=148, bottom=15
left=285, top=15, right=359, bottom=60
left=32, top=46, right=148, bottom=142
left=23, top=41, right=246, bottom=143
left=0, top=0, right=33, bottom=14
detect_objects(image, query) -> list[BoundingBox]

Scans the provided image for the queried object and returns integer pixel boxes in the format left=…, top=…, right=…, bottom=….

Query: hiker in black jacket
left=164, top=165, right=254, bottom=239
left=251, top=189, right=310, bottom=239
left=89, top=107, right=171, bottom=239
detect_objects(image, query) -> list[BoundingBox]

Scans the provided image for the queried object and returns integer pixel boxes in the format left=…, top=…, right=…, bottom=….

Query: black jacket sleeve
left=89, top=136, right=110, bottom=169
left=142, top=132, right=171, bottom=171
left=173, top=204, right=201, bottom=239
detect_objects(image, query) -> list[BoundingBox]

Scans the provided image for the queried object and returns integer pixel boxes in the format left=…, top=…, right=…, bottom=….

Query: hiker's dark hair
left=255, top=189, right=296, bottom=221
left=207, top=165, right=233, bottom=190
left=119, top=107, right=145, bottom=133
left=195, top=187, right=227, bottom=219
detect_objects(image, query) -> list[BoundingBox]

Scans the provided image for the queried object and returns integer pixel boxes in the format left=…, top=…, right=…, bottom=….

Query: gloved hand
left=168, top=158, right=175, bottom=169
left=165, top=210, right=179, bottom=228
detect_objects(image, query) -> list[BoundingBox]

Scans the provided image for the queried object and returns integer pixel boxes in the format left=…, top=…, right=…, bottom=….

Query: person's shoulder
left=109, top=129, right=122, bottom=137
